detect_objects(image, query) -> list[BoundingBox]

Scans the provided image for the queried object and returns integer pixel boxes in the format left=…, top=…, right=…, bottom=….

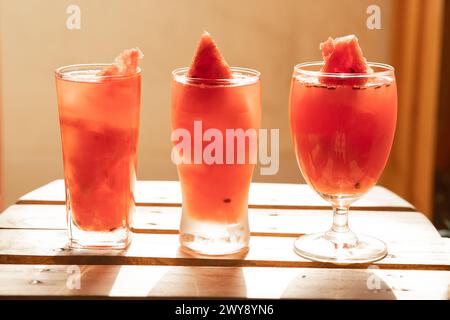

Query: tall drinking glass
left=55, top=64, right=141, bottom=249
left=289, top=62, right=397, bottom=264
left=171, top=67, right=261, bottom=255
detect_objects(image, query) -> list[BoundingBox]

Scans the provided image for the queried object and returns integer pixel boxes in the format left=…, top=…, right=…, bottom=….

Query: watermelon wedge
left=319, top=35, right=372, bottom=85
left=98, top=48, right=143, bottom=76
left=187, top=31, right=233, bottom=79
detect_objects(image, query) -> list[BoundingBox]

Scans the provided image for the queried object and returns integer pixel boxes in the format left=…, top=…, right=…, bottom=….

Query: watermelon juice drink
left=55, top=50, right=141, bottom=249
left=289, top=35, right=397, bottom=264
left=171, top=32, right=261, bottom=255
left=290, top=63, right=397, bottom=197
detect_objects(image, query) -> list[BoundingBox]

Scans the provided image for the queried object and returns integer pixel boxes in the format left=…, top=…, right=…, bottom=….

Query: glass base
left=179, top=215, right=250, bottom=256
left=68, top=226, right=131, bottom=250
left=294, top=232, right=387, bottom=264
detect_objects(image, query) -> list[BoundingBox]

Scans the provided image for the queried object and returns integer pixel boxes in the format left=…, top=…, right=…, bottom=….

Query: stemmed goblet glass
left=289, top=62, right=397, bottom=264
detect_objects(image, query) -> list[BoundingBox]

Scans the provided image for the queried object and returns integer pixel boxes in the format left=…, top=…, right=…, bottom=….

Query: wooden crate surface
left=0, top=180, right=448, bottom=299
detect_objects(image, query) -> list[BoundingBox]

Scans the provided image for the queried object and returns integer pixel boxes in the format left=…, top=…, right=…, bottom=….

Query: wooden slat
left=0, top=204, right=441, bottom=241
left=0, top=264, right=449, bottom=299
left=16, top=180, right=415, bottom=211
left=0, top=230, right=448, bottom=270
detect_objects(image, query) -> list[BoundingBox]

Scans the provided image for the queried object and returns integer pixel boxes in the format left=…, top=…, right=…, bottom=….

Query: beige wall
left=0, top=0, right=394, bottom=207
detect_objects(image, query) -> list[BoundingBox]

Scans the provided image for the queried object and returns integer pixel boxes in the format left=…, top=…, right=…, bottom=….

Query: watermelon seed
left=374, top=85, right=382, bottom=89
left=327, top=86, right=337, bottom=90
left=224, top=198, right=231, bottom=203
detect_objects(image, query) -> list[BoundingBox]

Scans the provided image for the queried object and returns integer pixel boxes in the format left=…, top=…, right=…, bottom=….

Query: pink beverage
left=55, top=49, right=142, bottom=249
left=171, top=32, right=261, bottom=255
left=172, top=74, right=261, bottom=225
left=290, top=71, right=397, bottom=198
left=289, top=35, right=397, bottom=264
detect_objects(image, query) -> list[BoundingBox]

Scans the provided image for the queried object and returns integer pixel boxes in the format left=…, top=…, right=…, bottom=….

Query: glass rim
left=172, top=67, right=260, bottom=86
left=55, top=63, right=142, bottom=81
left=293, top=61, right=395, bottom=78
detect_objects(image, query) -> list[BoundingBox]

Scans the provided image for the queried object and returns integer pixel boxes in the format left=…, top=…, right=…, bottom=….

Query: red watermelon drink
left=289, top=35, right=397, bottom=264
left=172, top=32, right=261, bottom=255
left=55, top=49, right=142, bottom=249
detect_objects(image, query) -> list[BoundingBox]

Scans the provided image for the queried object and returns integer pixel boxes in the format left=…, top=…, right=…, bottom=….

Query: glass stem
left=331, top=205, right=350, bottom=233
